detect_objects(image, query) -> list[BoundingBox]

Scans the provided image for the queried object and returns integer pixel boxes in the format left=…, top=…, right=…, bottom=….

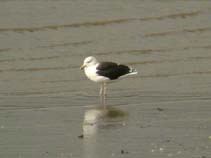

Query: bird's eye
left=86, top=60, right=91, bottom=63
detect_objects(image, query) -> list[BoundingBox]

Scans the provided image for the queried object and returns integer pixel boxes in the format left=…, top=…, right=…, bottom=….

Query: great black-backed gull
left=80, top=56, right=137, bottom=106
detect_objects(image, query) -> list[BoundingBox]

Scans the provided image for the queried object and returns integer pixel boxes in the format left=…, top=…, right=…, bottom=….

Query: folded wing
left=96, top=62, right=130, bottom=80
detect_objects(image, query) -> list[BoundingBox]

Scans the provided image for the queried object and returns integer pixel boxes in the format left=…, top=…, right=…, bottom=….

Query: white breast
left=84, top=65, right=109, bottom=83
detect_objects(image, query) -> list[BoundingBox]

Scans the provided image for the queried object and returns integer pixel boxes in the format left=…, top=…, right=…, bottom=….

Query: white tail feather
left=129, top=68, right=138, bottom=75
left=120, top=68, right=138, bottom=79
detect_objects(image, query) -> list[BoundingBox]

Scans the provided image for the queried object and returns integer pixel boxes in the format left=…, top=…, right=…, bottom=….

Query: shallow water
left=0, top=1, right=211, bottom=158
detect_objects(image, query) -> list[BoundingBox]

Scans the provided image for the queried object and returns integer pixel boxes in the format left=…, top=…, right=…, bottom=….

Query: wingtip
left=128, top=68, right=138, bottom=75
left=131, top=68, right=138, bottom=74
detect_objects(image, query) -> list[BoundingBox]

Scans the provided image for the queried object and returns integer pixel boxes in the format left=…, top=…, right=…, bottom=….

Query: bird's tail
left=129, top=67, right=138, bottom=75
left=119, top=67, right=138, bottom=79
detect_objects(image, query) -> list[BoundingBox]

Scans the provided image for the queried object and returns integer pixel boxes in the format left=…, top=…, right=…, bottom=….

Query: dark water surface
left=0, top=1, right=211, bottom=158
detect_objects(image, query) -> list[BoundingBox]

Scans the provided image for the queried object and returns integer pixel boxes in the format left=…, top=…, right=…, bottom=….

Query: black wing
left=96, top=62, right=130, bottom=80
left=97, top=62, right=118, bottom=70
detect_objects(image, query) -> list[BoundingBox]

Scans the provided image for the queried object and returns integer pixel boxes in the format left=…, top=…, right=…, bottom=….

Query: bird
left=80, top=56, right=137, bottom=107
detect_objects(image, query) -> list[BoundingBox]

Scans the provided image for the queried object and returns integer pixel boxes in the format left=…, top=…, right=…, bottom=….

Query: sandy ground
left=0, top=1, right=211, bottom=158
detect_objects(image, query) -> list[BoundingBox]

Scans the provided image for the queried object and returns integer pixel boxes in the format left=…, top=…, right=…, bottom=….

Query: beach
left=0, top=1, right=211, bottom=157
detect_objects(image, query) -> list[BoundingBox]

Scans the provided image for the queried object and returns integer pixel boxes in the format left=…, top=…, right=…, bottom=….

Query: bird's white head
left=80, top=56, right=98, bottom=70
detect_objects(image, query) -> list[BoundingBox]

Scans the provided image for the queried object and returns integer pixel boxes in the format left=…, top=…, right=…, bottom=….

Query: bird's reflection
left=82, top=106, right=127, bottom=158
left=83, top=107, right=107, bottom=126
left=83, top=106, right=127, bottom=129
left=83, top=107, right=106, bottom=136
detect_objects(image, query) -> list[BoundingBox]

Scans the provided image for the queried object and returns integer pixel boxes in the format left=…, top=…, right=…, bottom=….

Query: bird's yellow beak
left=80, top=64, right=86, bottom=70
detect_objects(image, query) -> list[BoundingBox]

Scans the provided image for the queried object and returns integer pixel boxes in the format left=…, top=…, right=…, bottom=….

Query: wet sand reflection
left=82, top=106, right=127, bottom=158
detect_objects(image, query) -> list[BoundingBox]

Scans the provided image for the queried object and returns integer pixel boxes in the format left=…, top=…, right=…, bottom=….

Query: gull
left=80, top=56, right=137, bottom=107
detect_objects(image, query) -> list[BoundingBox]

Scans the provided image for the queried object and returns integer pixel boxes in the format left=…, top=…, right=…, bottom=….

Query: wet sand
left=0, top=1, right=211, bottom=158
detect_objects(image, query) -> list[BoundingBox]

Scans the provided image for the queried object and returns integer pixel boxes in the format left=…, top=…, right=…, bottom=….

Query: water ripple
left=145, top=27, right=211, bottom=37
left=139, top=11, right=200, bottom=21
left=0, top=18, right=133, bottom=33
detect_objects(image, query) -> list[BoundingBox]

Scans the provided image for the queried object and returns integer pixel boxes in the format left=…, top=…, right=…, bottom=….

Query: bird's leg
left=103, top=82, right=107, bottom=108
left=100, top=83, right=104, bottom=106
